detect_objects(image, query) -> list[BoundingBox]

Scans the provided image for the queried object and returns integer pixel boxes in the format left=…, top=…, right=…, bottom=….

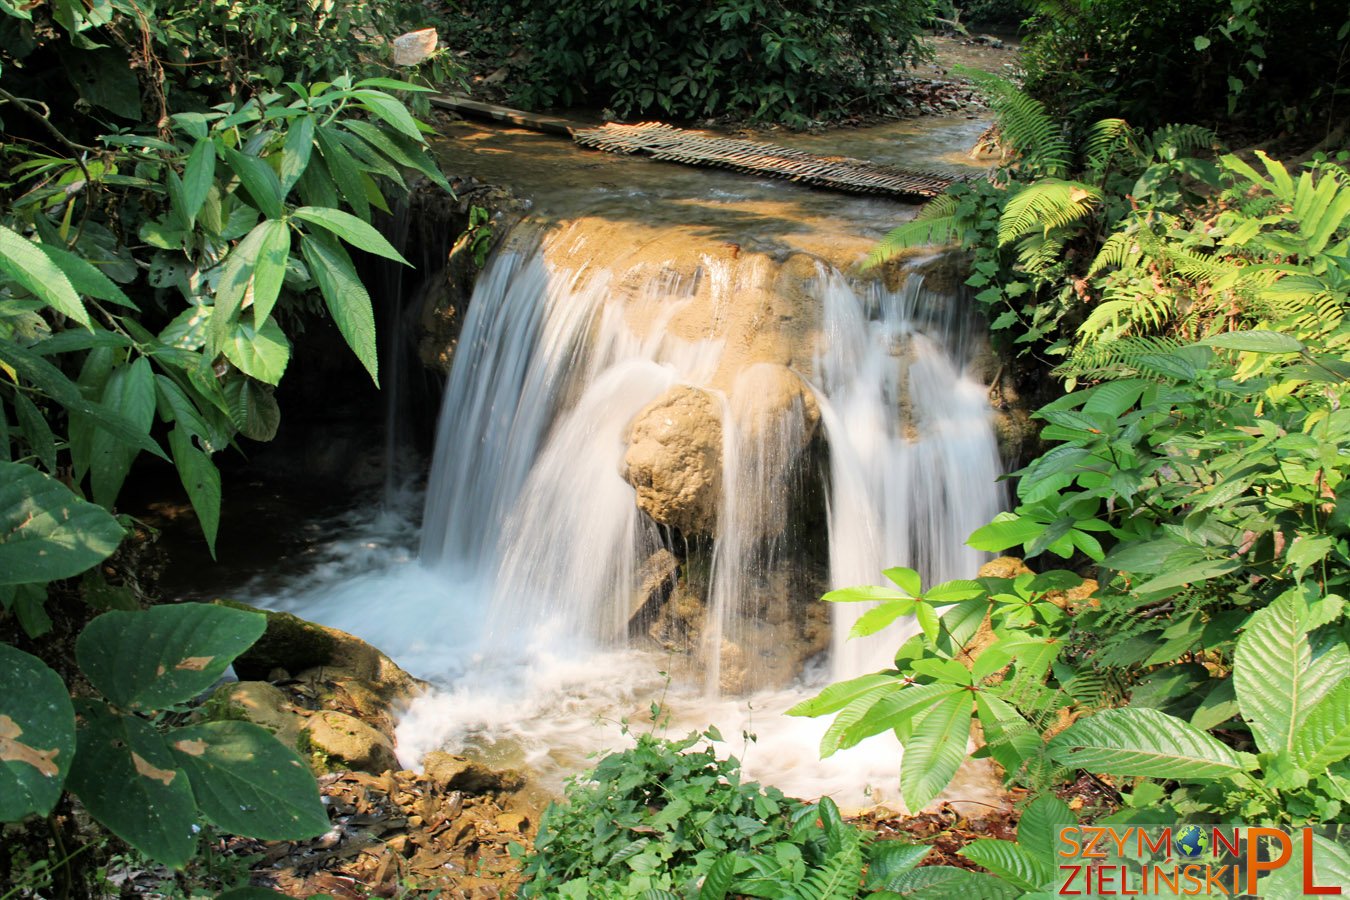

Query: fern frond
left=1087, top=230, right=1141, bottom=277
left=1146, top=124, right=1218, bottom=161
left=959, top=69, right=1072, bottom=177
left=797, top=831, right=864, bottom=900
left=1057, top=335, right=1185, bottom=378
left=998, top=180, right=1101, bottom=246
left=863, top=193, right=963, bottom=268
left=1083, top=118, right=1139, bottom=175
left=1015, top=232, right=1068, bottom=274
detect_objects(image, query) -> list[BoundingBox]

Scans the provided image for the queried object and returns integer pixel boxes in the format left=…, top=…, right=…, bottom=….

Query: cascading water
left=812, top=267, right=1005, bottom=679
left=229, top=113, right=1011, bottom=809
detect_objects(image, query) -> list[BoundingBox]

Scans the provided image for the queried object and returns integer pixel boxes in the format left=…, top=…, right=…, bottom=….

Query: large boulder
left=303, top=710, right=399, bottom=774
left=623, top=386, right=724, bottom=536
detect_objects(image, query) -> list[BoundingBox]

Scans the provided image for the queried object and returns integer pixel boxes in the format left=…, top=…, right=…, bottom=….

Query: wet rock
left=422, top=751, right=524, bottom=794
left=623, top=386, right=723, bottom=535
left=304, top=711, right=400, bottom=774
left=628, top=548, right=680, bottom=631
left=207, top=681, right=303, bottom=747
left=222, top=602, right=338, bottom=682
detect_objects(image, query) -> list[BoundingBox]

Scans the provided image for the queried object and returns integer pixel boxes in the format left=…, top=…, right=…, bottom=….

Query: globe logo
left=1174, top=825, right=1210, bottom=860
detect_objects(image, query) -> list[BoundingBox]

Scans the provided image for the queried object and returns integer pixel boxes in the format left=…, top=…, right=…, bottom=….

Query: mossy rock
left=213, top=599, right=338, bottom=680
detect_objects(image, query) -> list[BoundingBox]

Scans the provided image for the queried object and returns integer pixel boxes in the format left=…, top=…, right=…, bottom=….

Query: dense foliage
left=1020, top=0, right=1350, bottom=134
left=800, top=72, right=1350, bottom=890
left=0, top=0, right=450, bottom=891
left=473, top=0, right=934, bottom=126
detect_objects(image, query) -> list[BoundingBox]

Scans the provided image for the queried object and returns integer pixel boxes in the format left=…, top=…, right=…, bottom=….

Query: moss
left=213, top=599, right=338, bottom=680
left=201, top=686, right=250, bottom=723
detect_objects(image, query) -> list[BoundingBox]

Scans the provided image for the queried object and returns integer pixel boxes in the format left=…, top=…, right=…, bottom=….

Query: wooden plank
left=431, top=94, right=578, bottom=137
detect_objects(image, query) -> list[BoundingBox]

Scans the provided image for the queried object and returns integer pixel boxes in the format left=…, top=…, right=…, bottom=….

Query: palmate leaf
left=899, top=690, right=972, bottom=810
left=959, top=839, right=1052, bottom=892
left=1047, top=707, right=1249, bottom=779
left=1234, top=590, right=1350, bottom=756
left=786, top=671, right=899, bottom=718
left=838, top=683, right=963, bottom=752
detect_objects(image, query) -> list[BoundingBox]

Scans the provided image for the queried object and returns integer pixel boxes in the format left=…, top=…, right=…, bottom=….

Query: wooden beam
left=431, top=94, right=578, bottom=137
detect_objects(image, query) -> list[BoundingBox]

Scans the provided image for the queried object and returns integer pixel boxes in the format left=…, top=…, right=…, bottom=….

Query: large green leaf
left=1202, top=329, right=1305, bottom=354
left=76, top=603, right=266, bottom=711
left=36, top=243, right=135, bottom=308
left=0, top=224, right=89, bottom=327
left=223, top=147, right=284, bottom=219
left=959, top=839, right=1051, bottom=892
left=223, top=377, right=281, bottom=441
left=1290, top=680, right=1350, bottom=771
left=1014, top=796, right=1075, bottom=868
left=865, top=842, right=930, bottom=890
left=1047, top=707, right=1249, bottom=779
left=292, top=207, right=408, bottom=264
left=967, top=514, right=1043, bottom=552
left=879, top=865, right=1020, bottom=899
left=1234, top=591, right=1349, bottom=756
left=838, top=683, right=963, bottom=751
left=0, top=643, right=75, bottom=821
left=168, top=427, right=221, bottom=556
left=301, top=234, right=378, bottom=384
left=181, top=139, right=217, bottom=230
left=222, top=316, right=290, bottom=386
left=211, top=221, right=271, bottom=345
left=899, top=689, right=972, bottom=811
left=66, top=701, right=197, bottom=869
left=697, top=853, right=736, bottom=900
left=90, top=356, right=156, bottom=507
left=168, top=721, right=328, bottom=840
left=0, top=461, right=125, bottom=585
left=785, top=672, right=899, bottom=718
left=248, top=220, right=292, bottom=327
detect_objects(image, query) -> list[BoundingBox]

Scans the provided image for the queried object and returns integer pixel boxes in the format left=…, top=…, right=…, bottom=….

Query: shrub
left=500, top=0, right=936, bottom=126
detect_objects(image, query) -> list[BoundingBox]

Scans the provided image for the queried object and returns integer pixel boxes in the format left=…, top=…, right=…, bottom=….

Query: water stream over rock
left=233, top=113, right=1008, bottom=810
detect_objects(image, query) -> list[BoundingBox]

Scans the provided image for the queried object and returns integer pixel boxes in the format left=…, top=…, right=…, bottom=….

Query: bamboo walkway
left=570, top=121, right=961, bottom=200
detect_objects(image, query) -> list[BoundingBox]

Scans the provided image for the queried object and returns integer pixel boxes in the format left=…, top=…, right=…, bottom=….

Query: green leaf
left=0, top=643, right=76, bottom=821
left=1291, top=680, right=1350, bottom=771
left=292, top=207, right=408, bottom=264
left=1015, top=796, right=1075, bottom=867
left=849, top=599, right=914, bottom=638
left=168, top=427, right=221, bottom=556
left=168, top=721, right=328, bottom=840
left=697, top=853, right=736, bottom=900
left=223, top=377, right=281, bottom=441
left=66, top=701, right=197, bottom=869
left=1234, top=591, right=1350, bottom=755
left=314, top=126, right=370, bottom=220
left=1047, top=707, right=1249, bottom=779
left=839, top=683, right=962, bottom=751
left=90, top=356, right=156, bottom=508
left=36, top=243, right=135, bottom=308
left=880, top=865, right=1021, bottom=899
left=14, top=390, right=56, bottom=473
left=1190, top=676, right=1240, bottom=730
left=0, top=224, right=89, bottom=327
left=212, top=221, right=272, bottom=343
left=882, top=566, right=921, bottom=596
left=350, top=89, right=425, bottom=142
left=866, top=842, right=930, bottom=889
left=786, top=672, right=899, bottom=718
left=223, top=316, right=290, bottom=386
left=959, top=839, right=1051, bottom=892
left=1131, top=557, right=1242, bottom=595
left=900, top=690, right=972, bottom=811
left=301, top=235, right=378, bottom=385
left=968, top=514, right=1043, bottom=552
left=1202, top=329, right=1305, bottom=354
left=823, top=584, right=911, bottom=603
left=278, top=115, right=315, bottom=193
left=76, top=603, right=266, bottom=711
left=249, top=220, right=291, bottom=328
left=182, top=139, right=217, bottom=230
left=339, top=118, right=449, bottom=191
left=223, top=147, right=285, bottom=219
left=0, top=461, right=125, bottom=585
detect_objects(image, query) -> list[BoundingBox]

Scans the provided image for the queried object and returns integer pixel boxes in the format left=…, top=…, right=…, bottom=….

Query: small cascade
left=812, top=266, right=1003, bottom=679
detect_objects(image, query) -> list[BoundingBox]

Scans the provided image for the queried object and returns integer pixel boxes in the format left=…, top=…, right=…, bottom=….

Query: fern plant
left=866, top=73, right=1219, bottom=359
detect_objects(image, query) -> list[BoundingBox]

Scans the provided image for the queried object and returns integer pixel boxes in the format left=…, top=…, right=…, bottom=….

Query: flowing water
left=232, top=112, right=1008, bottom=810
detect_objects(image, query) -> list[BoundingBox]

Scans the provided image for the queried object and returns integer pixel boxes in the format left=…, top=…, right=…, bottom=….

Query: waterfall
left=416, top=220, right=1001, bottom=687
left=812, top=267, right=1004, bottom=679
